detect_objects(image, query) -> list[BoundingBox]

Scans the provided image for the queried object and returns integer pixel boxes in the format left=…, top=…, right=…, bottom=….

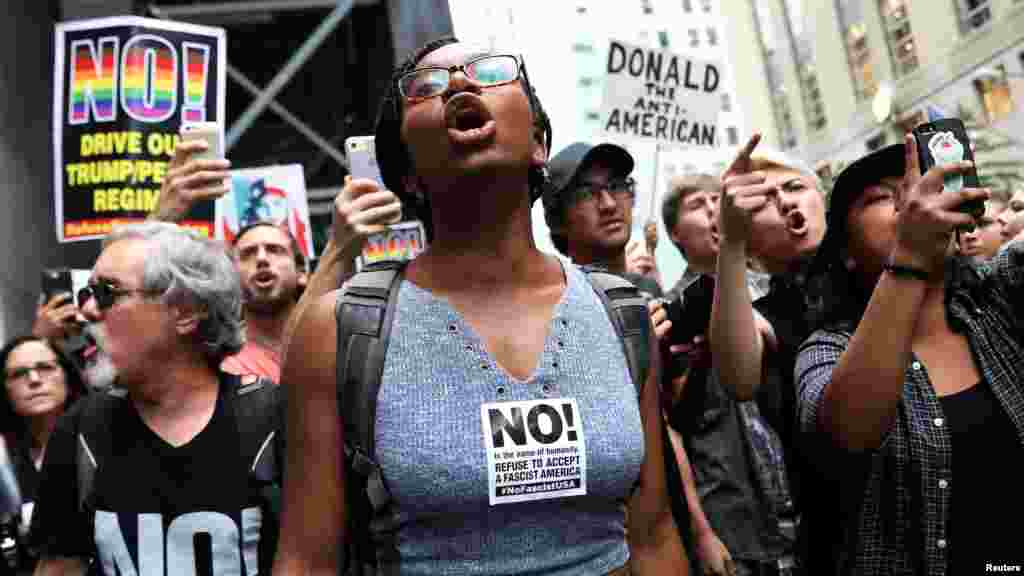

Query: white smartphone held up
left=179, top=121, right=223, bottom=161
left=345, top=135, right=383, bottom=185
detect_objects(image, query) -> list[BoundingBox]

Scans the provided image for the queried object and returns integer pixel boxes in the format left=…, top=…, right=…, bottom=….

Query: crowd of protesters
left=0, top=33, right=1023, bottom=576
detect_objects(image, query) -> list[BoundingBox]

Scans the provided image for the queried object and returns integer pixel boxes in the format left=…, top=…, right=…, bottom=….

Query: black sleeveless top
left=938, top=381, right=1024, bottom=574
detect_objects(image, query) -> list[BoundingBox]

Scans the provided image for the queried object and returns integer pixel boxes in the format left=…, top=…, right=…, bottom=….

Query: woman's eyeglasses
left=77, top=281, right=160, bottom=311
left=398, top=54, right=521, bottom=101
left=571, top=178, right=637, bottom=207
left=6, top=361, right=60, bottom=382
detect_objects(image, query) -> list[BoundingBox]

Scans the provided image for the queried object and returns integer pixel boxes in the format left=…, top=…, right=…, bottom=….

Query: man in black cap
left=542, top=142, right=662, bottom=297
left=544, top=141, right=725, bottom=570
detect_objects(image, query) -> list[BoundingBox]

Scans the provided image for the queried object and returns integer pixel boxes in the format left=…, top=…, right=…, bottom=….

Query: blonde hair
left=748, top=147, right=824, bottom=193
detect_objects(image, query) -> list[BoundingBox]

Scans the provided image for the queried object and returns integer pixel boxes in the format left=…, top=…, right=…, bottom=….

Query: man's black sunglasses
left=77, top=281, right=161, bottom=310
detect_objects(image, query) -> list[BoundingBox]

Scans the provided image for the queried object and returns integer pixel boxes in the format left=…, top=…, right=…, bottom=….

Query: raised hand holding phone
left=911, top=118, right=984, bottom=223
left=892, top=133, right=990, bottom=273
left=33, top=294, right=79, bottom=342
left=149, top=122, right=231, bottom=222
left=333, top=176, right=403, bottom=255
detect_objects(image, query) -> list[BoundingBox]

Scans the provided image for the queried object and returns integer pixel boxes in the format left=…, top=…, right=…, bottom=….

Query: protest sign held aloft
left=601, top=40, right=723, bottom=147
left=217, top=164, right=316, bottom=263
left=53, top=16, right=226, bottom=242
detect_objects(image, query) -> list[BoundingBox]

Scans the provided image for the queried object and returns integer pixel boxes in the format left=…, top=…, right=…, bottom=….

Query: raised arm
left=664, top=422, right=734, bottom=576
left=817, top=136, right=987, bottom=451
left=628, top=327, right=690, bottom=575
left=282, top=177, right=402, bottom=356
left=147, top=139, right=230, bottom=222
left=273, top=293, right=345, bottom=575
left=711, top=134, right=768, bottom=401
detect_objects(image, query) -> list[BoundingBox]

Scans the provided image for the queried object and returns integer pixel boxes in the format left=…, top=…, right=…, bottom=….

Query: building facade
left=723, top=0, right=1024, bottom=194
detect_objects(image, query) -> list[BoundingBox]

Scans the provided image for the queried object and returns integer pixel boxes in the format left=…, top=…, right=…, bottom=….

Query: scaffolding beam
left=227, top=67, right=349, bottom=168
left=148, top=3, right=350, bottom=168
left=225, top=0, right=354, bottom=150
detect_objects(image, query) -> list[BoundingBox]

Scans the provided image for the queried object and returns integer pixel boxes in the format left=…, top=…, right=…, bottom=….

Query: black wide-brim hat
left=812, top=144, right=906, bottom=275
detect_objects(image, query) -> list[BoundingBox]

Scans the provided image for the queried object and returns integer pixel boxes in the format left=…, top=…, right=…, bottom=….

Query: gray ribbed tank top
left=371, top=262, right=645, bottom=575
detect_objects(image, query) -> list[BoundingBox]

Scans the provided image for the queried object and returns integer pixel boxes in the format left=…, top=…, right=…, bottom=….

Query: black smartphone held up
left=663, top=276, right=715, bottom=379
left=912, top=118, right=983, bottom=220
left=40, top=268, right=73, bottom=303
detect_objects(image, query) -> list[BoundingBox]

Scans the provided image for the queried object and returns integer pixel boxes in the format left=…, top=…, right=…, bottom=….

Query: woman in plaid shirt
left=795, top=136, right=1024, bottom=575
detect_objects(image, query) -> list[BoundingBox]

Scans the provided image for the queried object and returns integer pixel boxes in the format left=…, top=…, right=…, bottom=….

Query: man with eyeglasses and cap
left=542, top=142, right=718, bottom=570
left=543, top=142, right=662, bottom=298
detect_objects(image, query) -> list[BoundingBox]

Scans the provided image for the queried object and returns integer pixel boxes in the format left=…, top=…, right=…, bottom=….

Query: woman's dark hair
left=810, top=259, right=875, bottom=333
left=374, top=36, right=552, bottom=241
left=0, top=336, right=86, bottom=444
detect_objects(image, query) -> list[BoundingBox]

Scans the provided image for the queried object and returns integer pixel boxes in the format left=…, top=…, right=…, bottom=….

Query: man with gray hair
left=30, top=222, right=283, bottom=576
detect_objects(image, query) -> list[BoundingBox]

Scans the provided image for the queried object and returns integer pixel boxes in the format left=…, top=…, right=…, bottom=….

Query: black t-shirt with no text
left=30, top=376, right=277, bottom=575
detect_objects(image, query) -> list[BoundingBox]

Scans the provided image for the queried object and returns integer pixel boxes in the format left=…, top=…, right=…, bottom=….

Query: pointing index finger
left=725, top=133, right=761, bottom=177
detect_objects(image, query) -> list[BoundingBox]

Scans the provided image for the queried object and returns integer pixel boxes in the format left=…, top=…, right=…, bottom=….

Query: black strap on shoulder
left=229, top=374, right=283, bottom=574
left=581, top=267, right=651, bottom=396
left=230, top=374, right=282, bottom=484
left=75, top=388, right=127, bottom=514
left=335, top=260, right=406, bottom=572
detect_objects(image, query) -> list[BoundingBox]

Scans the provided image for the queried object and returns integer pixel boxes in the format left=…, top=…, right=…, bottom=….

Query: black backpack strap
left=335, top=260, right=406, bottom=572
left=582, top=268, right=651, bottom=396
left=228, top=373, right=283, bottom=574
left=230, top=374, right=283, bottom=484
left=75, top=388, right=127, bottom=515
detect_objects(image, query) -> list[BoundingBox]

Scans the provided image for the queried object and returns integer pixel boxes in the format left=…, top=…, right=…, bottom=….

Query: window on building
left=973, top=64, right=1015, bottom=123
left=752, top=0, right=799, bottom=148
left=722, top=93, right=733, bottom=112
left=878, top=0, right=919, bottom=77
left=659, top=30, right=671, bottom=48
left=835, top=0, right=878, bottom=100
left=683, top=0, right=693, bottom=12
left=700, top=0, right=713, bottom=13
left=641, top=0, right=654, bottom=14
left=688, top=29, right=700, bottom=47
left=727, top=126, right=739, bottom=146
left=956, top=0, right=992, bottom=32
left=783, top=0, right=828, bottom=133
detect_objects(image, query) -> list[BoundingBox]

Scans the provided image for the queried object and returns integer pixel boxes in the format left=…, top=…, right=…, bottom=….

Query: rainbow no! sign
left=69, top=35, right=210, bottom=125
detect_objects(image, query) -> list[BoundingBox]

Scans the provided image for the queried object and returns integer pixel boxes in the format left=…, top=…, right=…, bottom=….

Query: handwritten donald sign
left=53, top=17, right=226, bottom=242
